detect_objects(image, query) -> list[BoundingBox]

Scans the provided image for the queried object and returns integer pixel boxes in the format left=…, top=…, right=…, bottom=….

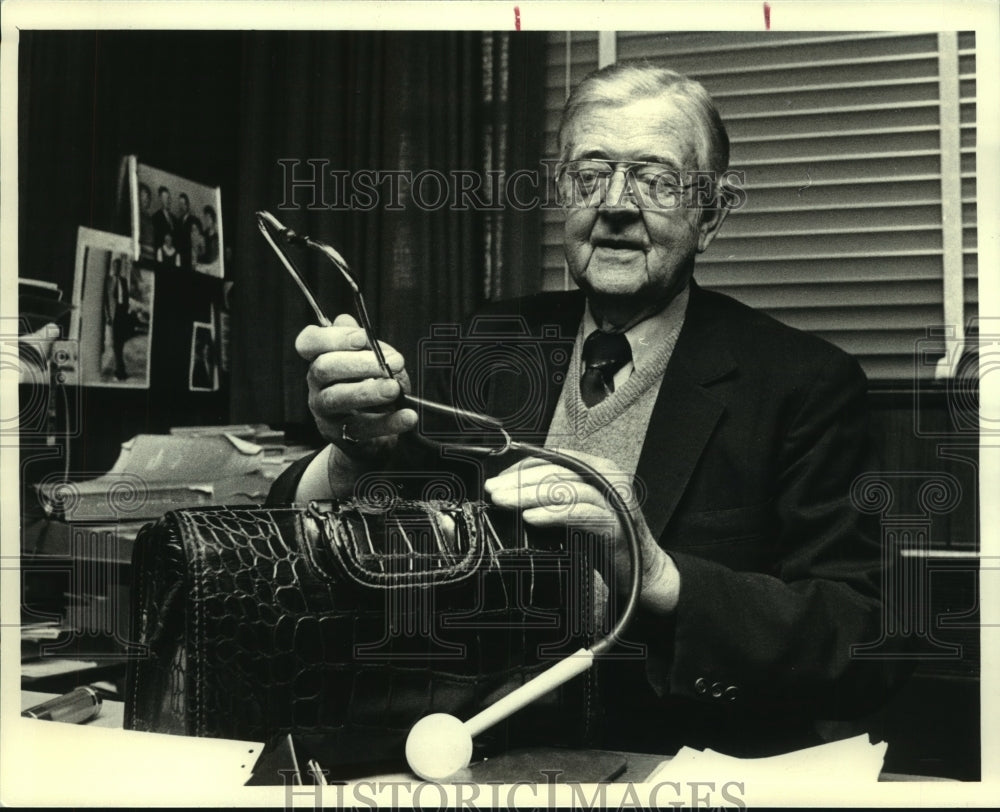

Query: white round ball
left=405, top=713, right=473, bottom=781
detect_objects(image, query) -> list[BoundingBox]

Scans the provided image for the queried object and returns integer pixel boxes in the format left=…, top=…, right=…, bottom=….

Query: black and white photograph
left=67, top=227, right=154, bottom=388
left=188, top=322, right=218, bottom=391
left=2, top=2, right=997, bottom=808
left=129, top=157, right=225, bottom=278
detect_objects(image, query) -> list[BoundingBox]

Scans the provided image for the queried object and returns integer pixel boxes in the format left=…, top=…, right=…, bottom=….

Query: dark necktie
left=580, top=329, right=632, bottom=407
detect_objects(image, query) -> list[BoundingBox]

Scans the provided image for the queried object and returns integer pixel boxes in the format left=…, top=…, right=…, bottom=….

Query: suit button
left=694, top=677, right=707, bottom=694
left=724, top=685, right=739, bottom=701
left=710, top=681, right=724, bottom=699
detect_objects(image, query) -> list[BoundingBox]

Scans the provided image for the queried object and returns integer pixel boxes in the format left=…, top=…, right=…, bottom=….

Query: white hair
left=558, top=62, right=729, bottom=176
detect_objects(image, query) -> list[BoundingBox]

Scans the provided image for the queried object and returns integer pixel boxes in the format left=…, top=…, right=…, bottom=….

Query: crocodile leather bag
left=124, top=500, right=601, bottom=767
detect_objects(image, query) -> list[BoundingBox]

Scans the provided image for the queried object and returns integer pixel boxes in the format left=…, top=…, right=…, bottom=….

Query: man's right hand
left=295, top=313, right=418, bottom=461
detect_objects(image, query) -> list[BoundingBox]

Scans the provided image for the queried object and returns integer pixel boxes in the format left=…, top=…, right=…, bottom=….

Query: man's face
left=179, top=196, right=190, bottom=216
left=160, top=190, right=171, bottom=210
left=561, top=95, right=725, bottom=309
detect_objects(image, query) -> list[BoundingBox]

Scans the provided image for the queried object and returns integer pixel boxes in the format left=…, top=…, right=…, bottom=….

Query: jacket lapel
left=490, top=291, right=584, bottom=443
left=479, top=291, right=583, bottom=477
left=634, top=282, right=737, bottom=540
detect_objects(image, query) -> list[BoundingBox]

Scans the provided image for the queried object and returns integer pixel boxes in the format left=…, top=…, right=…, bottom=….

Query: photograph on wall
left=188, top=321, right=218, bottom=391
left=127, top=156, right=224, bottom=278
left=68, top=227, right=155, bottom=388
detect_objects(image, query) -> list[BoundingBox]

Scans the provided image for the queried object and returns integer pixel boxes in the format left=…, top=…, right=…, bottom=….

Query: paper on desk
left=105, top=433, right=264, bottom=480
left=5, top=716, right=263, bottom=806
left=170, top=423, right=271, bottom=438
left=36, top=433, right=271, bottom=520
left=21, top=658, right=98, bottom=679
left=645, top=734, right=887, bottom=785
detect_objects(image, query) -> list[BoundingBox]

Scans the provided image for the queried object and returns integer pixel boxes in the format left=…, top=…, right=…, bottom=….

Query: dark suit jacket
left=268, top=282, right=903, bottom=756
left=176, top=213, right=201, bottom=268
left=191, top=358, right=213, bottom=390
left=151, top=207, right=175, bottom=252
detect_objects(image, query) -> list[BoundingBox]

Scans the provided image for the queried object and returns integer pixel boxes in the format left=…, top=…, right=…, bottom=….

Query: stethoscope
left=257, top=210, right=642, bottom=781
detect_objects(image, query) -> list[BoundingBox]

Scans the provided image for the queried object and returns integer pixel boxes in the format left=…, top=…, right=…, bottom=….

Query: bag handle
left=308, top=499, right=491, bottom=589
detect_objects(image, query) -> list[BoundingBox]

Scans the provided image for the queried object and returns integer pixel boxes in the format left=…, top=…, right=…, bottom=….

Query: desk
left=17, top=692, right=945, bottom=784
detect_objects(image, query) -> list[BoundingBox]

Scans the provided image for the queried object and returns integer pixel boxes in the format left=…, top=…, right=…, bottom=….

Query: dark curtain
left=483, top=32, right=547, bottom=302
left=230, top=31, right=546, bottom=426
left=19, top=31, right=244, bottom=302
left=17, top=30, right=546, bottom=434
left=17, top=31, right=244, bottom=472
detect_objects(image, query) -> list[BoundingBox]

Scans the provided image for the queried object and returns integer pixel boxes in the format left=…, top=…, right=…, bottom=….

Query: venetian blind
left=542, top=31, right=978, bottom=382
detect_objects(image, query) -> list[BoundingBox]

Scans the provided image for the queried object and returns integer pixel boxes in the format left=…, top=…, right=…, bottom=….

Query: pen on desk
left=285, top=733, right=303, bottom=785
left=22, top=685, right=102, bottom=724
left=307, top=758, right=328, bottom=785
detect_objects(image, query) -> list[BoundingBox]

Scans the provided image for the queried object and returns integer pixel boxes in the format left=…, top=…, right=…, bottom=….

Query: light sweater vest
left=545, top=298, right=686, bottom=476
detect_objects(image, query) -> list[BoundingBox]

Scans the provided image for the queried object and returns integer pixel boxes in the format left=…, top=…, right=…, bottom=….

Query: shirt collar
left=581, top=283, right=690, bottom=371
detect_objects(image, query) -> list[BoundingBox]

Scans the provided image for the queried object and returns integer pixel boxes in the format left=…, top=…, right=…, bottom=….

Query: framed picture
left=67, top=227, right=155, bottom=388
left=126, top=156, right=225, bottom=278
left=188, top=321, right=218, bottom=391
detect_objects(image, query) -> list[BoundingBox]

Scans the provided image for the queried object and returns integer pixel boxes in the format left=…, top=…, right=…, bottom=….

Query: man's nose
left=598, top=169, right=642, bottom=218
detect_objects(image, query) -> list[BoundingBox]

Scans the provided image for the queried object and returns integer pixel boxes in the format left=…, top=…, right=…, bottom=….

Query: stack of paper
left=4, top=717, right=262, bottom=805
left=36, top=433, right=276, bottom=521
left=170, top=423, right=313, bottom=461
left=645, top=733, right=887, bottom=785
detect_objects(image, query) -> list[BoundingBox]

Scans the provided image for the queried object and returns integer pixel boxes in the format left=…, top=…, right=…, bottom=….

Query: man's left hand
left=484, top=449, right=680, bottom=614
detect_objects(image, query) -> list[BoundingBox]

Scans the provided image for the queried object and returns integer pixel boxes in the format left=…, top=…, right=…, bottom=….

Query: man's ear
left=696, top=202, right=729, bottom=253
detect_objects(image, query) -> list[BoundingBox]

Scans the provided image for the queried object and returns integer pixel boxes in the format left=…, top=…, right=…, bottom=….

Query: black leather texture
left=125, top=501, right=601, bottom=765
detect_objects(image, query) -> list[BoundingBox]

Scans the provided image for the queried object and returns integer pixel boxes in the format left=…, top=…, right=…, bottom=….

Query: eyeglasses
left=555, top=159, right=693, bottom=210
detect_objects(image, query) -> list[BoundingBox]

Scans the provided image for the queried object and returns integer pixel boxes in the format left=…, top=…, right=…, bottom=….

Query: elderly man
left=104, top=256, right=134, bottom=380
left=269, top=63, right=899, bottom=756
left=151, top=185, right=176, bottom=259
left=176, top=192, right=201, bottom=269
